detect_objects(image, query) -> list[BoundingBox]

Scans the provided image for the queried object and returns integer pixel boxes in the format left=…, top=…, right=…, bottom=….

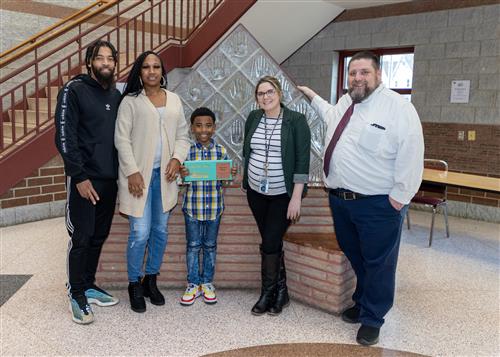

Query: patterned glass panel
left=197, top=50, right=236, bottom=87
left=241, top=50, right=280, bottom=82
left=173, top=25, right=324, bottom=186
left=203, top=93, right=236, bottom=125
left=219, top=26, right=260, bottom=65
left=220, top=72, right=254, bottom=111
left=176, top=71, right=213, bottom=110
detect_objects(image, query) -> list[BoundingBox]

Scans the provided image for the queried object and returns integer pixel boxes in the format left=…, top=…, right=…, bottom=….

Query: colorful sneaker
left=69, top=295, right=94, bottom=325
left=180, top=283, right=201, bottom=306
left=85, top=285, right=119, bottom=307
left=201, top=283, right=217, bottom=304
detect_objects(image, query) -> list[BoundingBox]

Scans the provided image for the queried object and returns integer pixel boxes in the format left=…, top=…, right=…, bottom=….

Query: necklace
left=263, top=110, right=282, bottom=175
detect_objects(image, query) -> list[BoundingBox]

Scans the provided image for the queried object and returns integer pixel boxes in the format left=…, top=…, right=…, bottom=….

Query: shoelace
left=75, top=299, right=91, bottom=315
left=133, top=286, right=143, bottom=298
left=83, top=304, right=91, bottom=314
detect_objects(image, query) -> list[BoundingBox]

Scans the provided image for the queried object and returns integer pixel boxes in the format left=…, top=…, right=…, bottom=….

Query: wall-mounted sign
left=450, top=80, right=470, bottom=104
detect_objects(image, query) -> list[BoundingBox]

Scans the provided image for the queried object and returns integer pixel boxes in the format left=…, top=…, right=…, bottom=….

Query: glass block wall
left=174, top=25, right=325, bottom=186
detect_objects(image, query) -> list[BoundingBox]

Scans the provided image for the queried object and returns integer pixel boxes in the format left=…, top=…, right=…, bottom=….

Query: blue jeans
left=127, top=168, right=169, bottom=282
left=329, top=190, right=408, bottom=328
left=184, top=214, right=221, bottom=285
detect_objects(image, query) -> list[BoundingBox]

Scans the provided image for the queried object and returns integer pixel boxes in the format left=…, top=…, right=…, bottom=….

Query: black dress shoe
left=356, top=325, right=380, bottom=346
left=341, top=305, right=360, bottom=323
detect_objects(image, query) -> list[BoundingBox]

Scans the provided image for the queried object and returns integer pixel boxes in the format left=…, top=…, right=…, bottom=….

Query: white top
left=248, top=116, right=286, bottom=195
left=153, top=106, right=166, bottom=168
left=311, top=83, right=424, bottom=204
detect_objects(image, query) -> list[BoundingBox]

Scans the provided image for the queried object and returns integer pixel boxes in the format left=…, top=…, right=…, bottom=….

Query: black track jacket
left=54, top=74, right=121, bottom=183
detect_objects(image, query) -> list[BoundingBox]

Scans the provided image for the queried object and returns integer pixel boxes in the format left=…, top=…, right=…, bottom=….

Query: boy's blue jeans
left=127, top=168, right=169, bottom=282
left=184, top=214, right=221, bottom=285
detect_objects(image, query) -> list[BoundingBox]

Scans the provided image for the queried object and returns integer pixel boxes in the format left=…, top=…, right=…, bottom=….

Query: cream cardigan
left=115, top=89, right=190, bottom=217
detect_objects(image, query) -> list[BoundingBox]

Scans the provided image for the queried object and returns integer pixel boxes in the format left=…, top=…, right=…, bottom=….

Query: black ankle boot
left=251, top=251, right=280, bottom=316
left=268, top=251, right=289, bottom=316
left=142, top=274, right=165, bottom=306
left=128, top=281, right=146, bottom=313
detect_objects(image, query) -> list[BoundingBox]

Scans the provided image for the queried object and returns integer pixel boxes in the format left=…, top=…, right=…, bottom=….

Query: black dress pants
left=246, top=188, right=291, bottom=254
left=65, top=177, right=117, bottom=297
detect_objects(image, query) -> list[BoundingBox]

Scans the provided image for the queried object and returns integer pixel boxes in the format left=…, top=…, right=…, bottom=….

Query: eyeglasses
left=256, top=89, right=276, bottom=98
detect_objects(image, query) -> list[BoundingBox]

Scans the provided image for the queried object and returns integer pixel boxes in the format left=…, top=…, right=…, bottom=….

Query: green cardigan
left=242, top=104, right=311, bottom=197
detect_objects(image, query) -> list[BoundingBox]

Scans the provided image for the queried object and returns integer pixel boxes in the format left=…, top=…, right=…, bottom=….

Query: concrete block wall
left=283, top=3, right=499, bottom=125
left=281, top=2, right=500, bottom=220
left=1, top=1, right=189, bottom=98
left=0, top=9, right=58, bottom=52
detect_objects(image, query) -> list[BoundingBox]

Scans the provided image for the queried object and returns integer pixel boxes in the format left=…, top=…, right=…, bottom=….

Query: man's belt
left=329, top=188, right=370, bottom=200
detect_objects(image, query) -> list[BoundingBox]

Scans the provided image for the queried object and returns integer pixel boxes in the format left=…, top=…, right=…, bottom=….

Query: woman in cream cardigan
left=115, top=51, right=190, bottom=313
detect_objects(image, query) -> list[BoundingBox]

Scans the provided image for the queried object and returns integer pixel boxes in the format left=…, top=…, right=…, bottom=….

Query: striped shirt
left=248, top=115, right=286, bottom=195
left=182, top=139, right=228, bottom=221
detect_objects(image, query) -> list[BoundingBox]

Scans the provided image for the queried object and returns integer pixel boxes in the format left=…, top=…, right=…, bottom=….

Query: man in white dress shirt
left=298, top=51, right=424, bottom=346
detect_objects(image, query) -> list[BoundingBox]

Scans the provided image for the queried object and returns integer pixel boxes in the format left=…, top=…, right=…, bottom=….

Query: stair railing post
left=35, top=47, right=39, bottom=129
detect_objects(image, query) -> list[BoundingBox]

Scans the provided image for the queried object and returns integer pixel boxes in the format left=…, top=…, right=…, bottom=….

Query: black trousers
left=65, top=177, right=117, bottom=297
left=246, top=188, right=291, bottom=254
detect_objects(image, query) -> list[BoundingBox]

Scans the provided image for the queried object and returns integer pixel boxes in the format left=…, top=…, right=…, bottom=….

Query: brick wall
left=99, top=188, right=262, bottom=287
left=0, top=155, right=66, bottom=209
left=286, top=242, right=355, bottom=314
left=422, top=123, right=500, bottom=178
left=98, top=188, right=337, bottom=286
left=98, top=188, right=355, bottom=313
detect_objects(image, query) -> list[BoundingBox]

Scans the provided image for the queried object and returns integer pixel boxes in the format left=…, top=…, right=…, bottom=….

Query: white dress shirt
left=311, top=83, right=424, bottom=204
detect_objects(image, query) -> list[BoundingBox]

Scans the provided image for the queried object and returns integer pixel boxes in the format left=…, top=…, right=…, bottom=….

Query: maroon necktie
left=323, top=103, right=355, bottom=177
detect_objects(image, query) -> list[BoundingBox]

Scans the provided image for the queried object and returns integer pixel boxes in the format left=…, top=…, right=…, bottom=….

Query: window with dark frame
left=338, top=47, right=415, bottom=102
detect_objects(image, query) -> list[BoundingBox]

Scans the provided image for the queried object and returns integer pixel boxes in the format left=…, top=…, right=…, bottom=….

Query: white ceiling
left=323, top=0, right=413, bottom=10
left=196, top=0, right=415, bottom=66
left=239, top=1, right=344, bottom=63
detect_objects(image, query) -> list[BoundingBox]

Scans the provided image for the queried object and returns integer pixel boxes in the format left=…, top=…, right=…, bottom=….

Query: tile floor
left=0, top=210, right=499, bottom=356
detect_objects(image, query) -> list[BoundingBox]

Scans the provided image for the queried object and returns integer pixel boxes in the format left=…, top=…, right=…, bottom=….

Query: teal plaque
left=183, top=160, right=233, bottom=182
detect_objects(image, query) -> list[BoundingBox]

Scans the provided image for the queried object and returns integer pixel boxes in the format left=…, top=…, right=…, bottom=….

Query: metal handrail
left=0, top=0, right=224, bottom=154
left=0, top=0, right=118, bottom=68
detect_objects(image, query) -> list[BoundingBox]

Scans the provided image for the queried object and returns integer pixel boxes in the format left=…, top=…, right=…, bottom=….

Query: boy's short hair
left=190, top=107, right=216, bottom=124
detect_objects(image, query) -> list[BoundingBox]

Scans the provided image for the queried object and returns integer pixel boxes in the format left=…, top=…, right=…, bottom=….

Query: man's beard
left=348, top=81, right=379, bottom=103
left=92, top=64, right=115, bottom=88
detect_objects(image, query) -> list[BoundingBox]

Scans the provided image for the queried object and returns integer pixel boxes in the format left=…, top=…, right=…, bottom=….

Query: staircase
left=0, top=0, right=256, bottom=196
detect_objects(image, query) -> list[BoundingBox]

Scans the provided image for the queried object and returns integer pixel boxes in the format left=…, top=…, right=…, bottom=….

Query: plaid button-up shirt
left=182, top=139, right=228, bottom=221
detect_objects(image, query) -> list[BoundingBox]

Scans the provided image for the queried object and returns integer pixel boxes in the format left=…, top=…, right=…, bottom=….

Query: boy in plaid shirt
left=179, top=107, right=237, bottom=305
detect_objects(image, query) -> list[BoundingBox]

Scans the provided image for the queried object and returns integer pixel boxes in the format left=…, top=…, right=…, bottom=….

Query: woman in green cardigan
left=242, top=76, right=311, bottom=316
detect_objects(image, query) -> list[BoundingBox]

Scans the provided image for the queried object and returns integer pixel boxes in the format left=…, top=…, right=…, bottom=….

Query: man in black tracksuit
left=55, top=40, right=121, bottom=325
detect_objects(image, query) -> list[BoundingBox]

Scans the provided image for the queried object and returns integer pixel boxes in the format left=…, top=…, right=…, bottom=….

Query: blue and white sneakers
left=85, top=285, right=119, bottom=307
left=69, top=286, right=118, bottom=324
left=69, top=295, right=94, bottom=325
